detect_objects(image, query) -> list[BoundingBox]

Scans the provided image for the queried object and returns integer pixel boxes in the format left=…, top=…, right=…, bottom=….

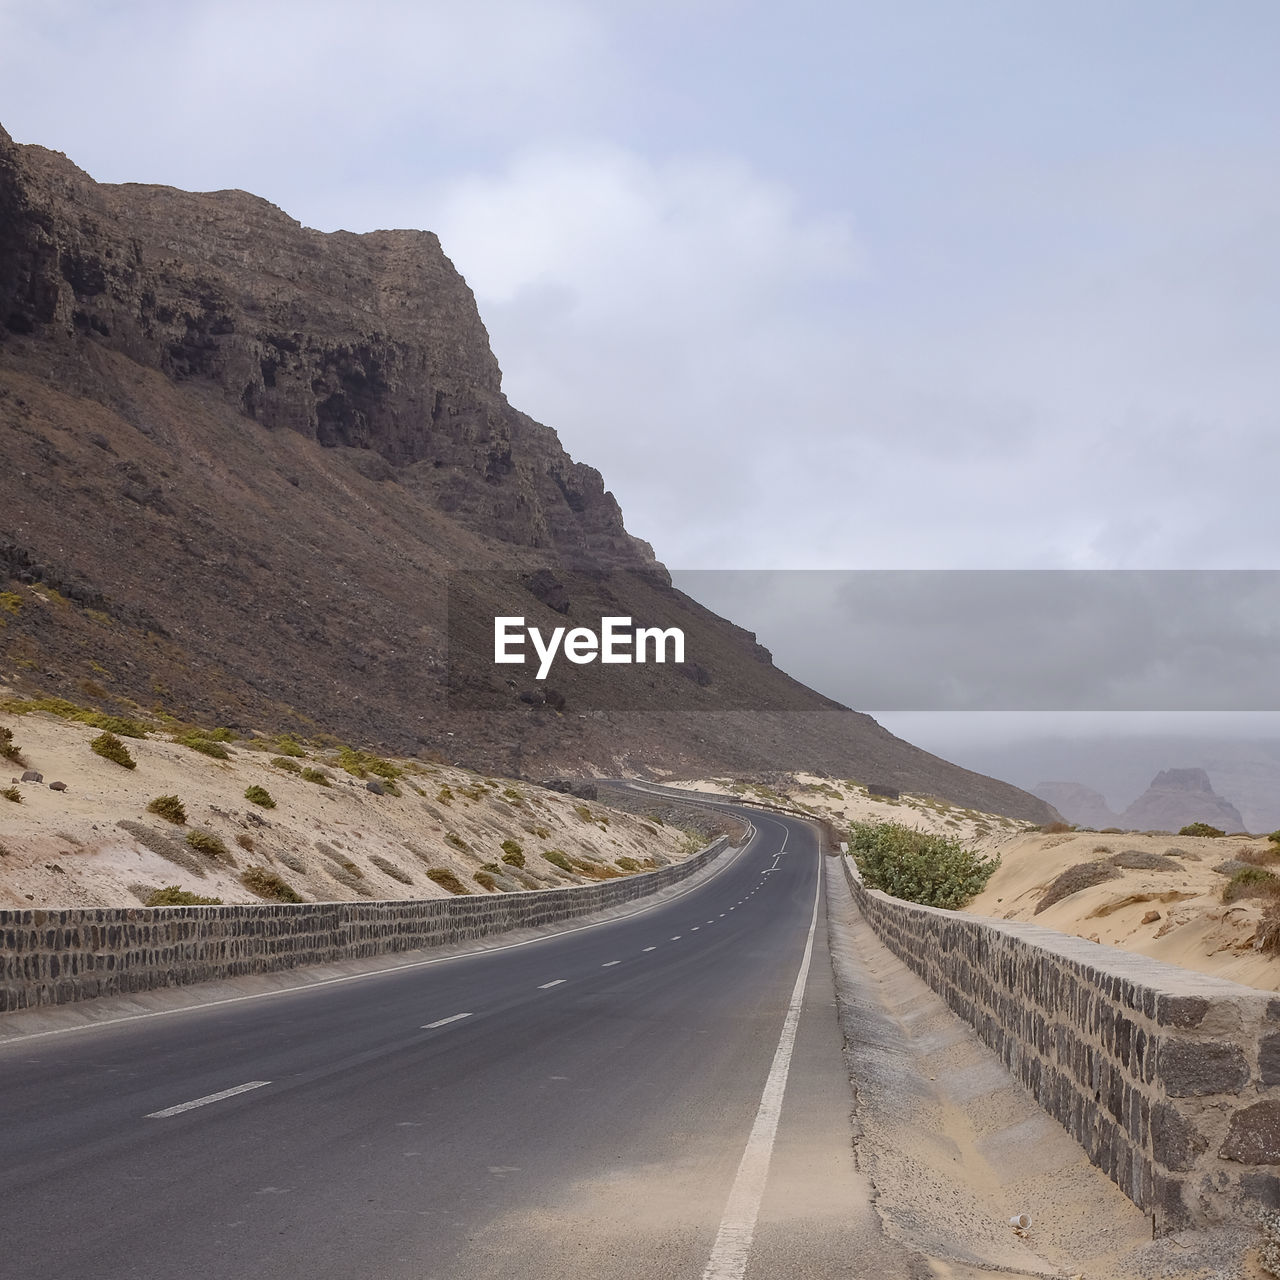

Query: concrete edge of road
left=0, top=822, right=757, bottom=1045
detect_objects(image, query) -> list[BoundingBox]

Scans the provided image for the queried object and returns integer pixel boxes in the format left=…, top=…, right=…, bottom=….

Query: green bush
left=426, top=867, right=469, bottom=895
left=1179, top=822, right=1225, bottom=838
left=185, top=829, right=232, bottom=863
left=543, top=849, right=575, bottom=874
left=244, top=785, right=276, bottom=808
left=174, top=732, right=230, bottom=759
left=146, top=794, right=187, bottom=825
left=240, top=866, right=302, bottom=902
left=615, top=856, right=640, bottom=872
left=849, top=820, right=999, bottom=909
left=91, top=731, right=136, bottom=769
left=1267, top=830, right=1280, bottom=846
left=2, top=696, right=149, bottom=737
left=145, top=886, right=223, bottom=906
left=436, top=785, right=454, bottom=804
left=337, top=746, right=402, bottom=781
left=271, top=756, right=303, bottom=773
left=1223, top=866, right=1280, bottom=904
left=501, top=844, right=526, bottom=869
left=273, top=735, right=307, bottom=757
left=0, top=726, right=25, bottom=765
left=301, top=767, right=330, bottom=786
left=474, top=871, right=498, bottom=891
left=2, top=785, right=21, bottom=803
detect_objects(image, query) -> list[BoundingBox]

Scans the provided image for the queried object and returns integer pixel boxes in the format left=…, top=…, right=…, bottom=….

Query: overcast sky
left=4, top=1, right=1278, bottom=757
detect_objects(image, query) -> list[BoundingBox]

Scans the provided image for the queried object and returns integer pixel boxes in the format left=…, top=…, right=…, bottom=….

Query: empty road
left=1, top=807, right=922, bottom=1278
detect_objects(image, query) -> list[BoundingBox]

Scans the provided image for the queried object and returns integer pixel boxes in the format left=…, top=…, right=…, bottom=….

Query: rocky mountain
left=1119, top=768, right=1245, bottom=834
left=0, top=123, right=1053, bottom=821
left=1031, top=781, right=1120, bottom=829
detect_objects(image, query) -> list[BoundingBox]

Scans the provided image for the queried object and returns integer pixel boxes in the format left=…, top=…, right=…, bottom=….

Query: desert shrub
left=436, top=785, right=454, bottom=804
left=146, top=794, right=187, bottom=825
left=1239, top=847, right=1280, bottom=866
left=1223, top=866, right=1280, bottom=904
left=272, top=734, right=307, bottom=757
left=501, top=846, right=525, bottom=869
left=0, top=590, right=22, bottom=614
left=337, top=746, right=401, bottom=781
left=1040, top=820, right=1074, bottom=834
left=370, top=854, right=413, bottom=885
left=235, top=833, right=255, bottom=852
left=500, top=838, right=523, bottom=858
left=185, top=829, right=233, bottom=864
left=3, top=695, right=149, bottom=737
left=1179, top=822, right=1225, bottom=838
left=543, top=849, right=575, bottom=874
left=1092, top=844, right=1112, bottom=854
left=426, top=867, right=469, bottom=895
left=91, top=731, right=136, bottom=769
left=1108, top=850, right=1181, bottom=872
left=276, top=850, right=306, bottom=873
left=271, top=756, right=303, bottom=773
left=174, top=732, right=229, bottom=759
left=244, top=785, right=275, bottom=808
left=849, top=821, right=1000, bottom=909
left=144, top=886, right=223, bottom=906
left=501, top=787, right=525, bottom=806
left=445, top=832, right=469, bottom=852
left=301, top=767, right=330, bottom=785
left=117, top=819, right=206, bottom=876
left=1257, top=903, right=1280, bottom=953
left=615, top=856, right=641, bottom=872
left=1035, top=862, right=1121, bottom=914
left=241, top=866, right=302, bottom=902
left=474, top=871, right=498, bottom=891
left=2, top=785, right=21, bottom=803
left=1268, top=830, right=1280, bottom=846
left=1, top=726, right=25, bottom=765
left=574, top=804, right=593, bottom=822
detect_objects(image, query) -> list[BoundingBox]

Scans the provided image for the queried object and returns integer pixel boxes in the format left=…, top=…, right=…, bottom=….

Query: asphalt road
left=1, top=806, right=921, bottom=1279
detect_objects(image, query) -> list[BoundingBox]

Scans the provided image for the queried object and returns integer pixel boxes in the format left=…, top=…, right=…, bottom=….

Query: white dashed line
left=422, top=1013, right=472, bottom=1029
left=601, top=961, right=621, bottom=967
left=642, top=947, right=657, bottom=952
left=538, top=980, right=566, bottom=989
left=692, top=927, right=701, bottom=932
left=146, top=1080, right=271, bottom=1119
left=671, top=935, right=682, bottom=941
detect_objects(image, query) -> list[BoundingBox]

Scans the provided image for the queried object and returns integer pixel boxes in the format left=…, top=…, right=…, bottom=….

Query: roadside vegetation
left=849, top=819, right=999, bottom=909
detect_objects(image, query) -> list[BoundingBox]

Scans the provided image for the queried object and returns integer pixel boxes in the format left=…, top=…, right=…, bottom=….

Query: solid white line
left=601, top=961, right=621, bottom=967
left=6, top=822, right=760, bottom=1046
left=700, top=852, right=822, bottom=1280
left=422, top=1013, right=472, bottom=1029
left=146, top=1080, right=270, bottom=1119
left=537, top=980, right=566, bottom=989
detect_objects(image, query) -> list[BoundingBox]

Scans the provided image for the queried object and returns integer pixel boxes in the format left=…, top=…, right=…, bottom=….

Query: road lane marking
left=422, top=1013, right=472, bottom=1029
left=146, top=1080, right=271, bottom=1119
left=601, top=961, right=621, bottom=967
left=692, top=926, right=700, bottom=931
left=671, top=935, right=682, bottom=940
left=642, top=946, right=656, bottom=952
left=537, top=980, right=566, bottom=989
left=701, top=851, right=822, bottom=1280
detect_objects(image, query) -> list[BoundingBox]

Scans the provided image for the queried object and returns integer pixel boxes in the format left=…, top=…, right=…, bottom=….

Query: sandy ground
left=668, top=773, right=1280, bottom=994
left=966, top=828, right=1280, bottom=992
left=0, top=705, right=701, bottom=909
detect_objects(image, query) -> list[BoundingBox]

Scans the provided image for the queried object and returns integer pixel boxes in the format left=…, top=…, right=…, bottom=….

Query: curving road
left=1, top=806, right=921, bottom=1279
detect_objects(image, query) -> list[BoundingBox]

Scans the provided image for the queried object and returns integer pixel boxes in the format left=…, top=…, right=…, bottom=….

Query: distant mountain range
left=1033, top=766, right=1248, bottom=833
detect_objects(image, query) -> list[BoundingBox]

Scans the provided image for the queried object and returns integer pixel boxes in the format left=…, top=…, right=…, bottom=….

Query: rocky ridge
left=0, top=123, right=1053, bottom=821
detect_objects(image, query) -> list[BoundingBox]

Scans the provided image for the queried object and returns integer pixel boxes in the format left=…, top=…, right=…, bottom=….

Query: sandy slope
left=669, top=773, right=1280, bottom=993
left=0, top=707, right=701, bottom=909
left=967, top=828, right=1280, bottom=992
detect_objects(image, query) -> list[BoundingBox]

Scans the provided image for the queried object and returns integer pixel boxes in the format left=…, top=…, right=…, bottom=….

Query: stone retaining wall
left=0, top=837, right=731, bottom=1014
left=841, top=855, right=1280, bottom=1230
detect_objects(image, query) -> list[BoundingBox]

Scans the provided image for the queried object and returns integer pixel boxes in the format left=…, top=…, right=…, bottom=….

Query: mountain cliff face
left=0, top=124, right=1053, bottom=821
left=1119, top=768, right=1245, bottom=834
left=1031, top=781, right=1120, bottom=829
